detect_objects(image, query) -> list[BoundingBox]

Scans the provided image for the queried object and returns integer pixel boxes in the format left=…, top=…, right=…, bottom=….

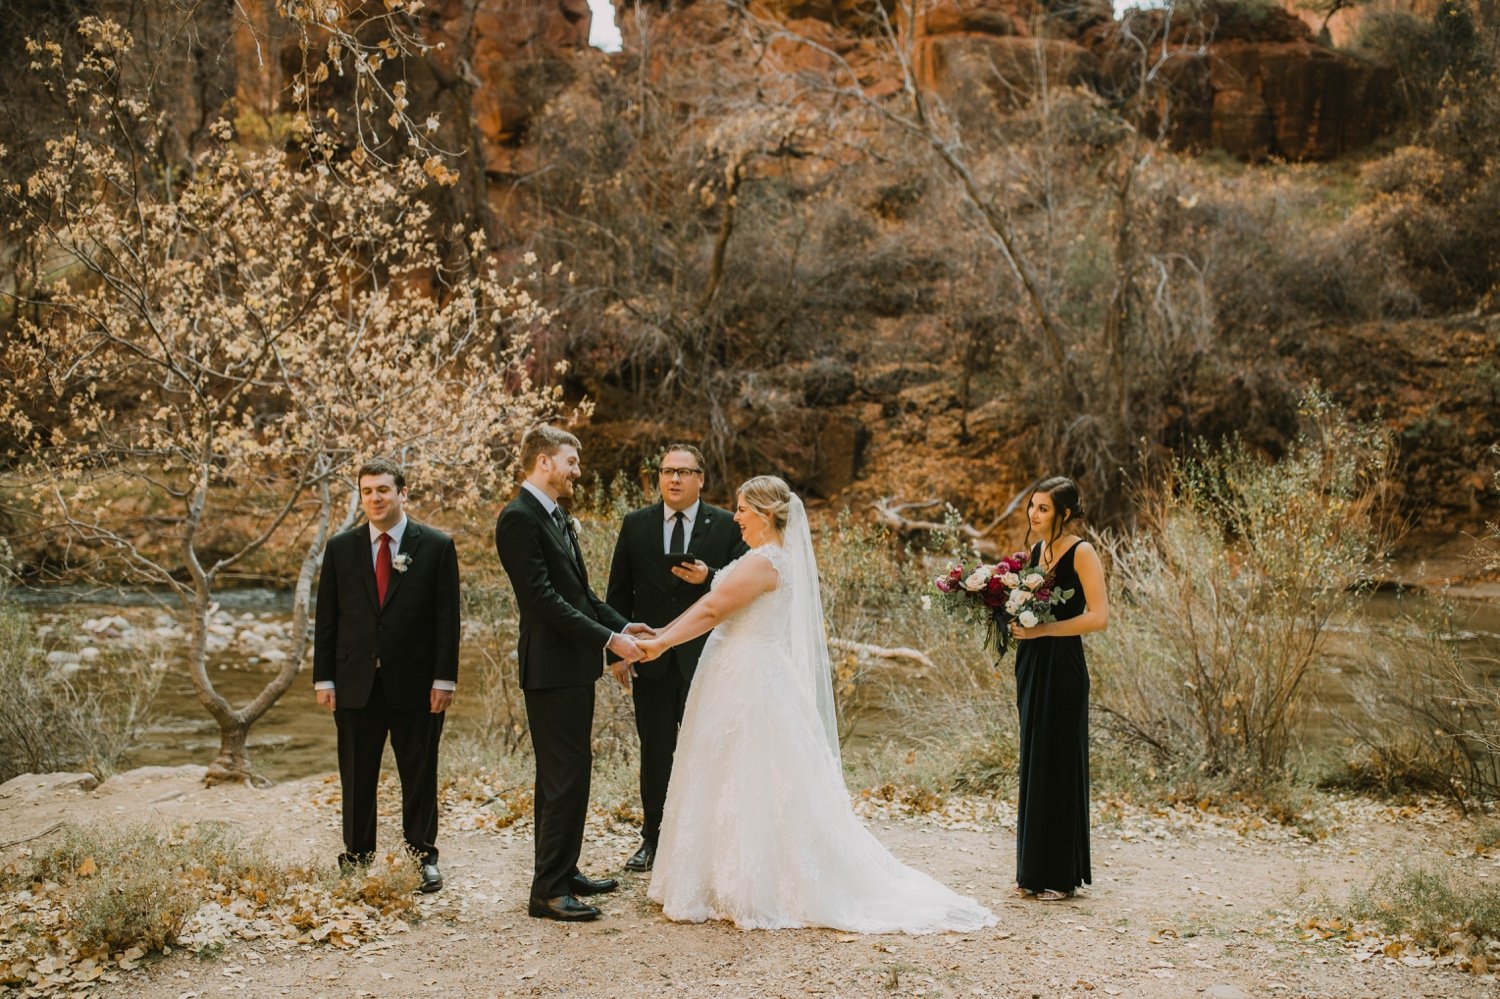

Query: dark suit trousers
left=524, top=683, right=595, bottom=899
left=633, top=668, right=691, bottom=845
left=334, top=671, right=444, bottom=864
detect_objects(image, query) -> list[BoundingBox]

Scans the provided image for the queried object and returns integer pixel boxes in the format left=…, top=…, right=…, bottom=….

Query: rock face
left=909, top=0, right=1104, bottom=113
left=897, top=0, right=1389, bottom=161
left=461, top=0, right=593, bottom=155
left=1115, top=7, right=1394, bottom=161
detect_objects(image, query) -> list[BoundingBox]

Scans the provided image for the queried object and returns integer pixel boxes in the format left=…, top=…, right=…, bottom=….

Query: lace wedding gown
left=647, top=543, right=997, bottom=933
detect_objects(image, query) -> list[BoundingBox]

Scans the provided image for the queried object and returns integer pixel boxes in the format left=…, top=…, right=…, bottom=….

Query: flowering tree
left=1, top=18, right=568, bottom=783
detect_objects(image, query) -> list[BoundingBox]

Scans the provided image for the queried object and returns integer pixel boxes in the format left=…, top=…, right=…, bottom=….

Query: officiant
left=605, top=443, right=747, bottom=873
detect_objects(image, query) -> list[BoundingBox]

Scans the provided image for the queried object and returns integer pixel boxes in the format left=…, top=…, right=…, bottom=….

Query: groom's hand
left=623, top=622, right=657, bottom=639
left=607, top=632, right=643, bottom=663
left=316, top=688, right=336, bottom=711
left=611, top=659, right=636, bottom=691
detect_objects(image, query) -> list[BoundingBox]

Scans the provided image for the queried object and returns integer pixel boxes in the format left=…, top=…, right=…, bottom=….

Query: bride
left=634, top=476, right=996, bottom=933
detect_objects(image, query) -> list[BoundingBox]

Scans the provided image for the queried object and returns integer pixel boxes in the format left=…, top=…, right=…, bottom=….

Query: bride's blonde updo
left=737, top=475, right=791, bottom=533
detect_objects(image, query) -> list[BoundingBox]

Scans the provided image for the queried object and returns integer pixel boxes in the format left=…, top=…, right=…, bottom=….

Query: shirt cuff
left=314, top=681, right=335, bottom=690
left=432, top=680, right=456, bottom=691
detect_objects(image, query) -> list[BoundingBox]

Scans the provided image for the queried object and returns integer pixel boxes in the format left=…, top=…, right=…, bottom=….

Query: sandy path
left=0, top=766, right=1493, bottom=998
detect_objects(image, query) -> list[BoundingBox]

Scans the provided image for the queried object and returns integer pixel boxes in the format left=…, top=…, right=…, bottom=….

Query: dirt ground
left=1, top=765, right=1496, bottom=999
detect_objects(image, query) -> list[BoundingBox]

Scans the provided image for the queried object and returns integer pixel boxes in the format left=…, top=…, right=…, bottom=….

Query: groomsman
left=313, top=459, right=459, bottom=893
left=606, top=444, right=747, bottom=872
left=495, top=425, right=651, bottom=921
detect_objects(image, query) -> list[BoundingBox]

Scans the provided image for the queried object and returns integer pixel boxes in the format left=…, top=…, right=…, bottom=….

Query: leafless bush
left=1091, top=394, right=1396, bottom=782
left=1338, top=609, right=1500, bottom=807
left=0, top=593, right=165, bottom=783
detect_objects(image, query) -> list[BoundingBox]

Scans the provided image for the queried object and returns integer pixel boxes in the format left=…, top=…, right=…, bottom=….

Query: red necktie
left=376, top=532, right=393, bottom=605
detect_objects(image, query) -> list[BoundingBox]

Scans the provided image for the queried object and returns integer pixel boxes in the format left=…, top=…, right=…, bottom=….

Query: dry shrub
left=1349, top=863, right=1500, bottom=957
left=1335, top=461, right=1500, bottom=807
left=1336, top=612, right=1500, bottom=807
left=0, top=591, right=165, bottom=783
left=22, top=822, right=306, bottom=955
left=1091, top=394, right=1395, bottom=783
left=332, top=851, right=420, bottom=918
left=816, top=510, right=1019, bottom=795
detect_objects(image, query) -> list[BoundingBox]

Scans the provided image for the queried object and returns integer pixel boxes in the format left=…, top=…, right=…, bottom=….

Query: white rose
left=1022, top=571, right=1045, bottom=591
left=1000, top=572, right=1021, bottom=588
left=961, top=567, right=991, bottom=592
left=1018, top=610, right=1039, bottom=628
left=1005, top=590, right=1028, bottom=614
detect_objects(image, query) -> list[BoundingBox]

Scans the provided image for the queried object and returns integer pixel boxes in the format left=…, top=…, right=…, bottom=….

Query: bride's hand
left=636, top=638, right=664, bottom=662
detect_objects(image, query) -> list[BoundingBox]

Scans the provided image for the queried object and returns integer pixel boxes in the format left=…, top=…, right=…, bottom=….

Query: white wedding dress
left=647, top=501, right=997, bottom=934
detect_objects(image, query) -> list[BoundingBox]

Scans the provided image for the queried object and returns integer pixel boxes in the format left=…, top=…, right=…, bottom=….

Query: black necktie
left=669, top=511, right=685, bottom=554
left=553, top=506, right=581, bottom=564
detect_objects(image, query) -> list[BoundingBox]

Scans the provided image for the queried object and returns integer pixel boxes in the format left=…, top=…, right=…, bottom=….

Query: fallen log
left=828, top=638, right=936, bottom=672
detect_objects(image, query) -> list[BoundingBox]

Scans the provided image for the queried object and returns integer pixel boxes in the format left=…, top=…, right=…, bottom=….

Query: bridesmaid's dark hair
left=1028, top=476, right=1085, bottom=547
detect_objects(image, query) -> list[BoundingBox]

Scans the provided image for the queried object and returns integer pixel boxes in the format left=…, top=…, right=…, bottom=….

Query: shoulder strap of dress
left=748, top=544, right=787, bottom=574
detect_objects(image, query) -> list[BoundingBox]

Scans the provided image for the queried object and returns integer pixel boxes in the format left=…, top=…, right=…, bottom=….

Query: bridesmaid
left=1008, top=476, right=1109, bottom=901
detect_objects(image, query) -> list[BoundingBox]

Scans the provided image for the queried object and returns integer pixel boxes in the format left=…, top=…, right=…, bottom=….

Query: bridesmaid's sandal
left=1011, top=886, right=1035, bottom=898
left=1036, top=888, right=1074, bottom=901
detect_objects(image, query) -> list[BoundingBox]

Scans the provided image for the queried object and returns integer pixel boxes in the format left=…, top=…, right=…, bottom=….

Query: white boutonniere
left=569, top=516, right=582, bottom=535
left=391, top=553, right=411, bottom=574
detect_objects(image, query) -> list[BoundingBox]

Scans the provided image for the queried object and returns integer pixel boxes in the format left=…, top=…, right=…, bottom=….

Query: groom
left=606, top=443, right=746, bottom=872
left=313, top=458, right=458, bottom=894
left=495, top=425, right=651, bottom=921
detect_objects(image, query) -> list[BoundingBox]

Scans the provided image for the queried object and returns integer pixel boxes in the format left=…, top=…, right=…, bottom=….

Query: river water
left=10, top=586, right=1500, bottom=782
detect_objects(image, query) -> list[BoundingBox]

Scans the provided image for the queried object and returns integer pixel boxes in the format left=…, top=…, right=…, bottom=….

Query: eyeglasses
left=659, top=467, right=702, bottom=479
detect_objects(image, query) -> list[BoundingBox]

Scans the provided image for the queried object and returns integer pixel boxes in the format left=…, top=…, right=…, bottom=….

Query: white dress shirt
left=662, top=500, right=700, bottom=553
left=522, top=480, right=559, bottom=516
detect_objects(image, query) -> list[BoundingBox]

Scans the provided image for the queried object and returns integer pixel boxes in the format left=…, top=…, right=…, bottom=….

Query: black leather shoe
left=624, top=841, right=655, bottom=872
left=418, top=862, right=443, bottom=893
left=528, top=894, right=601, bottom=921
left=569, top=873, right=618, bottom=896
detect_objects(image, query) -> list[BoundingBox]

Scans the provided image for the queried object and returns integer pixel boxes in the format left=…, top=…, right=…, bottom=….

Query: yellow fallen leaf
left=76, top=857, right=97, bottom=877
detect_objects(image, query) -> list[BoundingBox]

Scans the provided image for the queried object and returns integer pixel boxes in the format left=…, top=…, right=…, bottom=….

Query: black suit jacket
left=313, top=519, right=461, bottom=711
left=495, top=489, right=629, bottom=689
left=606, top=500, right=748, bottom=682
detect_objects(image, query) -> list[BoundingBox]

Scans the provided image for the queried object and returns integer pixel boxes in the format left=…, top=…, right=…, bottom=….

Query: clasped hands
left=608, top=623, right=666, bottom=689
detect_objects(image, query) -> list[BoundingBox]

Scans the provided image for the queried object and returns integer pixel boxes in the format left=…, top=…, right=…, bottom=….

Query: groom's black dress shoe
left=418, top=862, right=443, bottom=894
left=528, top=894, right=601, bottom=921
left=625, top=841, right=655, bottom=872
left=569, top=873, right=618, bottom=896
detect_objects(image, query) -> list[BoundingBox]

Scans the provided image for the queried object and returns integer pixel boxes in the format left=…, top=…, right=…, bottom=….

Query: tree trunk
left=203, top=720, right=257, bottom=785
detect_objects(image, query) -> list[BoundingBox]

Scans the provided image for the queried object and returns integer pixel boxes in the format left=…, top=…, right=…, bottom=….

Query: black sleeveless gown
left=1013, top=540, right=1092, bottom=893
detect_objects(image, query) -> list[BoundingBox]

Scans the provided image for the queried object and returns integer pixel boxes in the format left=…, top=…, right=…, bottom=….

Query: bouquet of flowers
left=932, top=551, right=1075, bottom=656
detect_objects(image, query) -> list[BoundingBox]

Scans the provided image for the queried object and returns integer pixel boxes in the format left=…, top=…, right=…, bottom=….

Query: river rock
left=0, top=772, right=100, bottom=800
left=95, top=765, right=209, bottom=794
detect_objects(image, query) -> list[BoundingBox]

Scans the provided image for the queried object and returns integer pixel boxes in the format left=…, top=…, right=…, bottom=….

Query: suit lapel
left=519, top=489, right=587, bottom=586
left=381, top=521, right=422, bottom=610
left=687, top=505, right=712, bottom=553
left=559, top=511, right=587, bottom=581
